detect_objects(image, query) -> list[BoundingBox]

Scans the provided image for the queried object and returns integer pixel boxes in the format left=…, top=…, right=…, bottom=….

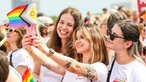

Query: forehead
left=60, top=13, right=75, bottom=23
left=112, top=24, right=123, bottom=35
left=76, top=29, right=82, bottom=35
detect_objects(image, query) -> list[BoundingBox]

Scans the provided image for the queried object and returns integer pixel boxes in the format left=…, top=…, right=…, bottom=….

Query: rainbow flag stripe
left=0, top=37, right=7, bottom=47
left=7, top=5, right=29, bottom=28
left=22, top=68, right=35, bottom=82
left=0, top=25, right=7, bottom=37
left=36, top=22, right=43, bottom=28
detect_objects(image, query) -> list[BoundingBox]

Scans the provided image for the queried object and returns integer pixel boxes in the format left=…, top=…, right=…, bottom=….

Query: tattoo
left=82, top=65, right=96, bottom=79
left=64, top=59, right=73, bottom=68
left=42, top=63, right=51, bottom=70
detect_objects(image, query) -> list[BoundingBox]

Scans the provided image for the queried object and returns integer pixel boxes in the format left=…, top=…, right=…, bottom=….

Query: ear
left=124, top=41, right=133, bottom=49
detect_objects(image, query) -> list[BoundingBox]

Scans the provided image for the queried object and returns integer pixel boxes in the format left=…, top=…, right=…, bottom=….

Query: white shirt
left=40, top=66, right=63, bottom=82
left=63, top=62, right=108, bottom=82
left=109, top=60, right=146, bottom=82
left=7, top=48, right=34, bottom=72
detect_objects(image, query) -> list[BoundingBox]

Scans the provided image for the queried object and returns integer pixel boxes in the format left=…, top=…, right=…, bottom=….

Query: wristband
left=48, top=48, right=55, bottom=57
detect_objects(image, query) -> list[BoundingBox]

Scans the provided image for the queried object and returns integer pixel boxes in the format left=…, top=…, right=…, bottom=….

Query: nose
left=76, top=38, right=81, bottom=43
left=61, top=24, right=67, bottom=29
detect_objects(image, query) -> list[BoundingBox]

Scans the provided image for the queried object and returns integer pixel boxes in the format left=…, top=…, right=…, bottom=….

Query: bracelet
left=47, top=48, right=55, bottom=57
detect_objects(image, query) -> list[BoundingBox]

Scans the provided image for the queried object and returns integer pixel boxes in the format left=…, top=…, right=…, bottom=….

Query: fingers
left=23, top=35, right=32, bottom=45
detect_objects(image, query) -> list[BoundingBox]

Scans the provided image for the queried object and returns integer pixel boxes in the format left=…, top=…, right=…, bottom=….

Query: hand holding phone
left=27, top=24, right=37, bottom=44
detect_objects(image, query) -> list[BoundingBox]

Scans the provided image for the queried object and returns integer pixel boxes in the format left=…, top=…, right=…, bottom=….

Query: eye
left=67, top=23, right=73, bottom=27
left=75, top=36, right=78, bottom=40
left=80, top=35, right=84, bottom=39
left=59, top=21, right=64, bottom=25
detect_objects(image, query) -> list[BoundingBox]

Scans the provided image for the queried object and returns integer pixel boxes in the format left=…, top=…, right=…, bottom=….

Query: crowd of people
left=0, top=5, right=146, bottom=82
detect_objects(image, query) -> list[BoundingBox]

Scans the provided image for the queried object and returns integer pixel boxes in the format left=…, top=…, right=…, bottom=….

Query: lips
left=76, top=44, right=83, bottom=48
left=60, top=30, right=68, bottom=34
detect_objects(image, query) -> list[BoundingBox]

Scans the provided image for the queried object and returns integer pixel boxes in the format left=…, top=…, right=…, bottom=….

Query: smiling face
left=74, top=29, right=90, bottom=54
left=57, top=13, right=75, bottom=40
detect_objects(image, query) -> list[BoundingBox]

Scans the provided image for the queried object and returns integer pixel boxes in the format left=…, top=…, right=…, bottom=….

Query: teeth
left=76, top=45, right=82, bottom=48
left=60, top=30, right=67, bottom=34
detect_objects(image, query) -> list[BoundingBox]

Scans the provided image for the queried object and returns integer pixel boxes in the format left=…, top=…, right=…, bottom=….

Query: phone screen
left=27, top=24, right=36, bottom=36
left=27, top=24, right=37, bottom=44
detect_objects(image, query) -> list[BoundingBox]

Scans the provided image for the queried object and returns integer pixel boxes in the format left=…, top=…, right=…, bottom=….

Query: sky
left=0, top=0, right=137, bottom=24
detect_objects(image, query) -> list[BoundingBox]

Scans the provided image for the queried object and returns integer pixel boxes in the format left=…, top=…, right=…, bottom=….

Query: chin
left=76, top=50, right=83, bottom=54
left=59, top=34, right=70, bottom=39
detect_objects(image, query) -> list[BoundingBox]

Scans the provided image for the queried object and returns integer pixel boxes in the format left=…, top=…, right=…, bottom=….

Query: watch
left=48, top=48, right=55, bottom=57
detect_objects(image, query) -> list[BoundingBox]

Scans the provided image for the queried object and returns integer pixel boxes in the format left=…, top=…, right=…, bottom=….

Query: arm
left=6, top=66, right=22, bottom=82
left=33, top=61, right=41, bottom=81
left=47, top=51, right=98, bottom=80
left=29, top=46, right=65, bottom=76
left=22, top=35, right=65, bottom=75
left=16, top=66, right=28, bottom=76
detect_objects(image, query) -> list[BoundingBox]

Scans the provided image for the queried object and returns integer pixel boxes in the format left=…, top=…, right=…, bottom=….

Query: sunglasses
left=5, top=28, right=17, bottom=33
left=109, top=32, right=124, bottom=41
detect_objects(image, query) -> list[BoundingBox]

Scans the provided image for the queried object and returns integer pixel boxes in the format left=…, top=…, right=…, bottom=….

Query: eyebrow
left=112, top=32, right=118, bottom=36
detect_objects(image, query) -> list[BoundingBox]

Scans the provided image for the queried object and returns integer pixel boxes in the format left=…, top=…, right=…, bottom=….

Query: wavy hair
left=47, top=7, right=83, bottom=58
left=73, top=25, right=109, bottom=65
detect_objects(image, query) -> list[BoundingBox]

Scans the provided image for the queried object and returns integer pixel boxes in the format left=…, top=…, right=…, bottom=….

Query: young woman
left=24, top=7, right=83, bottom=82
left=6, top=27, right=34, bottom=76
left=106, top=20, right=146, bottom=82
left=23, top=25, right=109, bottom=82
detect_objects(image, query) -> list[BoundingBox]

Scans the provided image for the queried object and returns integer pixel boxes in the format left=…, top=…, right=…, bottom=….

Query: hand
left=22, top=34, right=33, bottom=52
left=32, top=35, right=49, bottom=55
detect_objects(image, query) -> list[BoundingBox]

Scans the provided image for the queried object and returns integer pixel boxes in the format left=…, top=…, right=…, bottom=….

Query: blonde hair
left=73, top=25, right=109, bottom=65
left=14, top=27, right=27, bottom=48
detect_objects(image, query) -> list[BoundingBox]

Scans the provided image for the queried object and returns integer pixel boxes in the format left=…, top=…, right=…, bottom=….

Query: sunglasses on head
left=5, top=28, right=17, bottom=33
left=109, top=32, right=124, bottom=41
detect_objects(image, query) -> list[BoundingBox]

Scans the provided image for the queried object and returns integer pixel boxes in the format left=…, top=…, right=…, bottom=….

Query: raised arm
left=22, top=35, right=65, bottom=76
left=30, top=46, right=65, bottom=76
left=46, top=50, right=98, bottom=80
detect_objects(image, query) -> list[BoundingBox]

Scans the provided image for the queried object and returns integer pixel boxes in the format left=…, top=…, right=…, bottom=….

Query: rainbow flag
left=7, top=5, right=29, bottom=28
left=0, top=25, right=7, bottom=37
left=22, top=68, right=35, bottom=82
left=36, top=22, right=43, bottom=28
left=141, top=12, right=146, bottom=19
left=0, top=37, right=7, bottom=47
left=7, top=2, right=37, bottom=28
left=21, top=3, right=37, bottom=25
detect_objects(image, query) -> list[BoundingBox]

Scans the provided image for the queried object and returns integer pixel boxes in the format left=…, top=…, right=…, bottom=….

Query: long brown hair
left=47, top=7, right=83, bottom=58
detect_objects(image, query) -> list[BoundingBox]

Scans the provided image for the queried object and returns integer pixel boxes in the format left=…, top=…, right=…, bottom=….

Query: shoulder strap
left=106, top=58, right=116, bottom=82
left=9, top=49, right=19, bottom=67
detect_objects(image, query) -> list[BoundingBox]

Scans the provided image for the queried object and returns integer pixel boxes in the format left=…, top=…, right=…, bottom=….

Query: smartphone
left=27, top=24, right=37, bottom=44
left=27, top=24, right=37, bottom=36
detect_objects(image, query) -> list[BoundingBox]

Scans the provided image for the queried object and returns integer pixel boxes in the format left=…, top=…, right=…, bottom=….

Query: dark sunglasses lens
left=9, top=29, right=14, bottom=32
left=110, top=34, right=115, bottom=41
left=5, top=28, right=8, bottom=31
